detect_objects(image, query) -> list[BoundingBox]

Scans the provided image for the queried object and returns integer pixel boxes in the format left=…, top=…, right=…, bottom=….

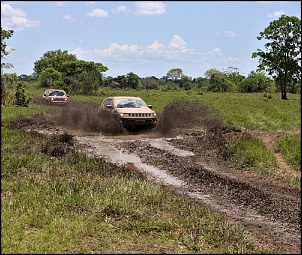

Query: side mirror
left=148, top=105, right=153, bottom=109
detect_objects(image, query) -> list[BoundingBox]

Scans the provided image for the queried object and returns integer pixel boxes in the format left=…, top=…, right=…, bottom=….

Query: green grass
left=24, top=84, right=301, bottom=131
left=1, top=126, right=270, bottom=254
left=2, top=87, right=300, bottom=253
left=274, top=134, right=301, bottom=171
left=226, top=134, right=277, bottom=175
left=67, top=90, right=300, bottom=131
left=225, top=133, right=300, bottom=187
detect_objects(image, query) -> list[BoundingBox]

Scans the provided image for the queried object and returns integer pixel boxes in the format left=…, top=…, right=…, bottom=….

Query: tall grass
left=226, top=134, right=277, bottom=175
left=275, top=134, right=301, bottom=171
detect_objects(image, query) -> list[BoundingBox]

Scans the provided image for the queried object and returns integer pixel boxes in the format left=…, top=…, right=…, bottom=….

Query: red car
left=43, top=89, right=69, bottom=104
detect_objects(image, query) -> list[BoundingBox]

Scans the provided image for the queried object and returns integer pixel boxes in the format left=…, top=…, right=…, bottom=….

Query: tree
left=204, top=68, right=221, bottom=79
left=142, top=76, right=159, bottom=90
left=239, top=71, right=273, bottom=93
left=126, top=72, right=141, bottom=89
left=166, top=68, right=183, bottom=82
left=34, top=49, right=77, bottom=75
left=15, top=82, right=31, bottom=107
left=34, top=50, right=108, bottom=94
left=208, top=72, right=235, bottom=92
left=252, top=15, right=301, bottom=100
left=179, top=75, right=193, bottom=90
left=1, top=28, right=14, bottom=70
left=38, top=67, right=63, bottom=88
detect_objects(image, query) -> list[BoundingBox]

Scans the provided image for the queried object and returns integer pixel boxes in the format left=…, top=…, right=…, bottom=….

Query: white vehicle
left=99, top=96, right=157, bottom=129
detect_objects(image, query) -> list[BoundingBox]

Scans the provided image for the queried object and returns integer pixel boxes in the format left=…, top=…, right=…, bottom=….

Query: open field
left=1, top=90, right=301, bottom=253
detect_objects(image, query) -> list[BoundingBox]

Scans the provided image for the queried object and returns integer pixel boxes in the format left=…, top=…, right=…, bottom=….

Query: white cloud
left=87, top=8, right=109, bottom=18
left=147, top=41, right=165, bottom=51
left=223, top=31, right=240, bottom=37
left=1, top=2, right=40, bottom=31
left=216, top=31, right=240, bottom=37
left=169, top=35, right=187, bottom=51
left=85, top=1, right=96, bottom=6
left=56, top=1, right=67, bottom=7
left=111, top=5, right=129, bottom=15
left=63, top=15, right=77, bottom=23
left=211, top=48, right=222, bottom=58
left=133, top=1, right=166, bottom=16
left=69, top=34, right=244, bottom=78
left=267, top=10, right=286, bottom=18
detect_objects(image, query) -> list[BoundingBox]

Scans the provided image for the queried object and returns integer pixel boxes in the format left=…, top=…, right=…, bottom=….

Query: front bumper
left=121, top=118, right=157, bottom=128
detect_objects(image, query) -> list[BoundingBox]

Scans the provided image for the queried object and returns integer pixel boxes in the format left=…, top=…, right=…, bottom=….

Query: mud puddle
left=76, top=135, right=186, bottom=186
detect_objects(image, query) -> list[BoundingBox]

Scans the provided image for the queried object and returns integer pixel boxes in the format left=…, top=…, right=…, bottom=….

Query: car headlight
left=119, top=113, right=128, bottom=117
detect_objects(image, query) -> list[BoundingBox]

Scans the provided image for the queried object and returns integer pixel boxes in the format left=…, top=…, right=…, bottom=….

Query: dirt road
left=12, top=99, right=301, bottom=253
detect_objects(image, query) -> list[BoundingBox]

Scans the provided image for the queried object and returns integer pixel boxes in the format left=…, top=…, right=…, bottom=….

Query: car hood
left=115, top=107, right=155, bottom=114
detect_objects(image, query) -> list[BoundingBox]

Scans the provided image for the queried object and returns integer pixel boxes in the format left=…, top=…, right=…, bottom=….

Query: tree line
left=1, top=14, right=301, bottom=106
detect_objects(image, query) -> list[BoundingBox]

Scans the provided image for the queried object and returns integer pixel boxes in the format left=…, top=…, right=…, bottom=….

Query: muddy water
left=76, top=135, right=185, bottom=186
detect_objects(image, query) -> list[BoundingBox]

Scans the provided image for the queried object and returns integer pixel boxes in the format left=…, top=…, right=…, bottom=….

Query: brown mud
left=8, top=98, right=301, bottom=254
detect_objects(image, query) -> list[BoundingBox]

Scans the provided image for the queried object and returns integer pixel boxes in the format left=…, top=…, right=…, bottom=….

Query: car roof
left=45, top=89, right=65, bottom=92
left=107, top=96, right=142, bottom=100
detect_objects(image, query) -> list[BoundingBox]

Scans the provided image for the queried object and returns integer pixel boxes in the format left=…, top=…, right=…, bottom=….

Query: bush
left=15, top=82, right=31, bottom=107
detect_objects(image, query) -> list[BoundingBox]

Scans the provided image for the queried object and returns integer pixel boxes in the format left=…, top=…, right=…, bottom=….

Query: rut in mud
left=9, top=99, right=301, bottom=254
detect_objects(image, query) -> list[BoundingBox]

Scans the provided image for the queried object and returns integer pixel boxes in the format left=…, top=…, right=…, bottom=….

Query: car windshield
left=115, top=98, right=147, bottom=108
left=49, top=91, right=66, bottom=96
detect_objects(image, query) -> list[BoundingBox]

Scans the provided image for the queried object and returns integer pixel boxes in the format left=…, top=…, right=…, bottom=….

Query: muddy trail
left=9, top=99, right=301, bottom=254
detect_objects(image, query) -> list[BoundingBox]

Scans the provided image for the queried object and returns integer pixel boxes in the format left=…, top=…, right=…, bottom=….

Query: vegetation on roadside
left=226, top=134, right=277, bottom=174
left=275, top=134, right=301, bottom=171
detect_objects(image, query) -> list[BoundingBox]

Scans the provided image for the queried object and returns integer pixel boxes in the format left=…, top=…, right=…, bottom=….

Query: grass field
left=1, top=86, right=300, bottom=253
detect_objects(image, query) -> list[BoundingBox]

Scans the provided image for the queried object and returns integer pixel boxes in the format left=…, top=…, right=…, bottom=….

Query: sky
left=1, top=1, right=301, bottom=79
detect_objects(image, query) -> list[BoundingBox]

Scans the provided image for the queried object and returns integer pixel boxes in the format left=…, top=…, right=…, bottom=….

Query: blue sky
left=1, top=1, right=301, bottom=78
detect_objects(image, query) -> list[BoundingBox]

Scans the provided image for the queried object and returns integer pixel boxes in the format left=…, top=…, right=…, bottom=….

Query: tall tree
left=252, top=15, right=301, bottom=100
left=1, top=28, right=14, bottom=70
left=166, top=68, right=183, bottom=82
left=34, top=49, right=77, bottom=75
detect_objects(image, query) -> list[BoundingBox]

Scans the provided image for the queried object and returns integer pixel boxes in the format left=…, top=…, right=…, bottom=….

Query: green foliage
left=226, top=134, right=277, bottom=175
left=141, top=76, right=159, bottom=90
left=34, top=49, right=77, bottom=75
left=38, top=67, right=63, bottom=88
left=1, top=28, right=14, bottom=59
left=239, top=71, right=274, bottom=93
left=208, top=72, right=236, bottom=92
left=1, top=27, right=15, bottom=70
left=126, top=72, right=141, bottom=89
left=15, top=82, right=31, bottom=107
left=274, top=134, right=301, bottom=170
left=1, top=73, right=18, bottom=106
left=34, top=50, right=108, bottom=95
left=252, top=15, right=301, bottom=100
left=223, top=66, right=245, bottom=85
left=166, top=68, right=183, bottom=82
